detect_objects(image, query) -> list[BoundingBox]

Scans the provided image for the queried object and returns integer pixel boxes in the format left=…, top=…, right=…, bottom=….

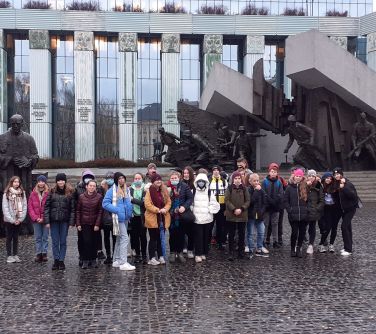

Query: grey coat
left=2, top=192, right=27, bottom=224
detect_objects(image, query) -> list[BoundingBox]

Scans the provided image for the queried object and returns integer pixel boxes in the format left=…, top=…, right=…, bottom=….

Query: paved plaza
left=0, top=204, right=375, bottom=333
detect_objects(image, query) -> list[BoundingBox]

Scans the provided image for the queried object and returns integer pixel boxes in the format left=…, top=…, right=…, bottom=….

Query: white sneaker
left=112, top=261, right=120, bottom=268
left=201, top=255, right=206, bottom=261
left=195, top=256, right=202, bottom=263
left=341, top=251, right=352, bottom=256
left=261, top=247, right=269, bottom=254
left=245, top=246, right=250, bottom=253
left=158, top=257, right=166, bottom=264
left=306, top=245, right=314, bottom=254
left=187, top=251, right=194, bottom=259
left=6, top=256, right=15, bottom=263
left=318, top=245, right=327, bottom=253
left=13, top=255, right=21, bottom=263
left=148, top=257, right=160, bottom=266
left=183, top=248, right=188, bottom=254
left=328, top=244, right=335, bottom=253
left=119, top=262, right=136, bottom=271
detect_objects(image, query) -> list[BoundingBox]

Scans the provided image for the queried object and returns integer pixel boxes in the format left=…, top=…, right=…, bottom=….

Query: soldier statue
left=158, top=127, right=181, bottom=164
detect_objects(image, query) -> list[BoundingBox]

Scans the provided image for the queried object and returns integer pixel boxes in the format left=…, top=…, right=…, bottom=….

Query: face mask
left=171, top=180, right=179, bottom=186
left=84, top=177, right=93, bottom=184
left=106, top=179, right=114, bottom=186
left=133, top=180, right=142, bottom=187
left=196, top=180, right=206, bottom=189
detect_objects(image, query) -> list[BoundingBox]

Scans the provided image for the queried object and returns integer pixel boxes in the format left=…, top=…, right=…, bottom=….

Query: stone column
left=0, top=30, right=7, bottom=134
left=74, top=31, right=95, bottom=162
left=118, top=33, right=138, bottom=162
left=329, top=36, right=348, bottom=50
left=243, top=35, right=264, bottom=78
left=161, top=33, right=180, bottom=136
left=203, top=34, right=222, bottom=87
left=29, top=30, right=52, bottom=158
left=367, top=32, right=376, bottom=72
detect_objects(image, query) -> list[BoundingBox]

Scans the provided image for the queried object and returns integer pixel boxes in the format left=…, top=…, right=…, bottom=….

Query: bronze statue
left=349, top=112, right=376, bottom=165
left=158, top=127, right=181, bottom=164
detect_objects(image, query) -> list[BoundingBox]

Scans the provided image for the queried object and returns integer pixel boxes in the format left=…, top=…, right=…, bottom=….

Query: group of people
left=1, top=158, right=360, bottom=271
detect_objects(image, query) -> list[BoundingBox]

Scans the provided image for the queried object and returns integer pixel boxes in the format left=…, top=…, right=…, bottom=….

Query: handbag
left=180, top=208, right=196, bottom=224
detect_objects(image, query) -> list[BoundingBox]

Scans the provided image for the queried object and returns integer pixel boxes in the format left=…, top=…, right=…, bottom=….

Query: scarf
left=8, top=187, right=23, bottom=219
left=149, top=185, right=166, bottom=228
left=111, top=184, right=120, bottom=236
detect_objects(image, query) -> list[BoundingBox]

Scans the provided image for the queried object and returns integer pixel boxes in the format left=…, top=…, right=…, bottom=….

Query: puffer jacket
left=28, top=188, right=49, bottom=223
left=338, top=178, right=359, bottom=212
left=44, top=188, right=75, bottom=225
left=76, top=191, right=103, bottom=227
left=192, top=173, right=220, bottom=225
left=225, top=184, right=250, bottom=222
left=307, top=181, right=324, bottom=221
left=247, top=186, right=267, bottom=221
left=102, top=185, right=133, bottom=223
left=283, top=183, right=308, bottom=222
left=2, top=192, right=27, bottom=224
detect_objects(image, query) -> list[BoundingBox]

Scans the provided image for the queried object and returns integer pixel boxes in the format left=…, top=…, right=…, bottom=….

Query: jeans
left=5, top=223, right=20, bottom=256
left=169, top=220, right=184, bottom=253
left=113, top=222, right=129, bottom=265
left=247, top=219, right=265, bottom=252
left=33, top=223, right=49, bottom=255
left=50, top=222, right=69, bottom=261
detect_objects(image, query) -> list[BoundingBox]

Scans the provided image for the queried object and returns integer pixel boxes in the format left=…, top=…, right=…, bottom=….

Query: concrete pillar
left=367, top=32, right=376, bottom=71
left=118, top=32, right=138, bottom=162
left=161, top=33, right=180, bottom=137
left=29, top=30, right=52, bottom=158
left=0, top=30, right=7, bottom=134
left=74, top=31, right=95, bottom=162
left=203, top=34, right=222, bottom=87
left=329, top=36, right=348, bottom=50
left=243, top=35, right=264, bottom=79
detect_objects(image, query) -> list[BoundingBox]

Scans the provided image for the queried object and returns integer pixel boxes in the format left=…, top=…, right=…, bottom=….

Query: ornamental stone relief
left=329, top=36, right=347, bottom=50
left=203, top=35, right=223, bottom=54
left=74, top=31, right=94, bottom=51
left=161, top=34, right=180, bottom=53
left=29, top=30, right=50, bottom=49
left=119, top=33, right=138, bottom=52
left=245, top=35, right=265, bottom=54
left=367, top=32, right=376, bottom=53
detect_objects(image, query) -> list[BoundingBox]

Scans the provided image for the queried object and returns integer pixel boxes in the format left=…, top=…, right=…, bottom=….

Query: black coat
left=247, top=187, right=267, bottom=220
left=338, top=178, right=358, bottom=212
left=177, top=181, right=193, bottom=210
left=283, top=183, right=308, bottom=222
left=44, top=189, right=75, bottom=225
left=307, top=182, right=325, bottom=221
left=262, top=176, right=284, bottom=212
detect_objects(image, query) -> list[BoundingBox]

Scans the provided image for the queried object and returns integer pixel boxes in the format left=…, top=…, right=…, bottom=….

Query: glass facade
left=95, top=35, right=119, bottom=159
left=7, top=0, right=373, bottom=17
left=263, top=44, right=277, bottom=84
left=137, top=37, right=161, bottom=160
left=222, top=42, right=241, bottom=72
left=51, top=35, right=75, bottom=159
left=180, top=40, right=200, bottom=104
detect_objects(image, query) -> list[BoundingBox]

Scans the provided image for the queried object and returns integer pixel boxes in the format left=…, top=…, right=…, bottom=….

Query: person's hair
left=34, top=181, right=49, bottom=193
left=86, top=180, right=97, bottom=187
left=244, top=173, right=253, bottom=185
left=4, top=176, right=24, bottom=197
left=236, top=158, right=248, bottom=168
left=246, top=173, right=259, bottom=185
left=294, top=177, right=308, bottom=201
left=51, top=182, right=74, bottom=197
left=134, top=172, right=144, bottom=181
left=197, top=168, right=208, bottom=175
left=183, top=166, right=195, bottom=189
left=169, top=171, right=180, bottom=179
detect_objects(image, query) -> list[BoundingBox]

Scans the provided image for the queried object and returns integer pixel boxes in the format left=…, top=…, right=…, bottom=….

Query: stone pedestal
left=74, top=31, right=95, bottom=162
left=0, top=30, right=7, bottom=134
left=203, top=35, right=222, bottom=87
left=367, top=32, right=376, bottom=72
left=243, top=35, right=264, bottom=79
left=29, top=30, right=52, bottom=158
left=161, top=33, right=180, bottom=136
left=118, top=33, right=138, bottom=162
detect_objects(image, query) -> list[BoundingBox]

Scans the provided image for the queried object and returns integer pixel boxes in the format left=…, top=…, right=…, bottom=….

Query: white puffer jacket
left=193, top=173, right=220, bottom=224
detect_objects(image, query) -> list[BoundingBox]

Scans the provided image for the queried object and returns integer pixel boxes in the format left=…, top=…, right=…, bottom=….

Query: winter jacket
left=102, top=185, right=133, bottom=223
left=76, top=192, right=103, bottom=227
left=44, top=188, right=75, bottom=225
left=2, top=192, right=27, bottom=224
left=169, top=181, right=193, bottom=210
left=209, top=176, right=228, bottom=205
left=338, top=178, right=359, bottom=212
left=262, top=176, right=284, bottom=212
left=28, top=188, right=49, bottom=223
left=283, top=183, right=308, bottom=222
left=247, top=187, right=267, bottom=221
left=307, top=182, right=325, bottom=222
left=144, top=187, right=171, bottom=229
left=224, top=184, right=250, bottom=223
left=192, top=173, right=220, bottom=225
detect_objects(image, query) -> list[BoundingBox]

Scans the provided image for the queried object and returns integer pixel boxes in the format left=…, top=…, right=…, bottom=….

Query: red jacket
left=76, top=191, right=103, bottom=226
left=28, top=189, right=49, bottom=223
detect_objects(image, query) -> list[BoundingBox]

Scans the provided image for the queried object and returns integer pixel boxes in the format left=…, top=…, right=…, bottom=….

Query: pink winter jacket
left=28, top=189, right=49, bottom=223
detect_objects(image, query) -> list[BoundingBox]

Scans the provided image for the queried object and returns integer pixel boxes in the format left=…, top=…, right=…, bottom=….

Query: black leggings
left=130, top=216, right=147, bottom=257
left=169, top=221, right=184, bottom=253
left=319, top=205, right=342, bottom=245
left=307, top=221, right=316, bottom=245
left=227, top=221, right=246, bottom=254
left=6, top=223, right=20, bottom=256
left=103, top=225, right=116, bottom=257
left=81, top=225, right=98, bottom=261
left=148, top=228, right=162, bottom=259
left=290, top=221, right=307, bottom=250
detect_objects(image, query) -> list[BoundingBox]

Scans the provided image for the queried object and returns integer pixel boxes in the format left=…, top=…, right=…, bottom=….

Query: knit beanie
left=307, top=169, right=317, bottom=177
left=147, top=163, right=157, bottom=170
left=56, top=173, right=67, bottom=183
left=268, top=162, right=279, bottom=172
left=232, top=171, right=242, bottom=180
left=105, top=171, right=114, bottom=179
left=114, top=172, right=126, bottom=186
left=82, top=169, right=95, bottom=181
left=151, top=173, right=162, bottom=183
left=321, top=171, right=333, bottom=181
left=37, top=175, right=47, bottom=183
left=293, top=169, right=304, bottom=177
left=333, top=167, right=344, bottom=176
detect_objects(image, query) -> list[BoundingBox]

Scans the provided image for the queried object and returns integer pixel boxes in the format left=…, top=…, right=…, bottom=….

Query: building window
left=263, top=44, right=276, bottom=85
left=51, top=35, right=75, bottom=160
left=180, top=40, right=200, bottom=104
left=95, top=35, right=119, bottom=159
left=222, top=43, right=241, bottom=72
left=356, top=37, right=367, bottom=64
left=137, top=37, right=161, bottom=160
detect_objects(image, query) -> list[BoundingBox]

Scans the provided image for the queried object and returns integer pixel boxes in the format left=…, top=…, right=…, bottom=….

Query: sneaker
left=90, top=260, right=98, bottom=268
left=148, top=257, right=160, bottom=266
left=52, top=259, right=59, bottom=270
left=97, top=251, right=106, bottom=260
left=306, top=244, right=314, bottom=254
left=195, top=256, right=202, bottom=263
left=273, top=241, right=281, bottom=249
left=296, top=247, right=303, bottom=258
left=340, top=250, right=352, bottom=256
left=120, top=262, right=136, bottom=271
left=261, top=247, right=269, bottom=254
left=158, top=257, right=166, bottom=265
left=255, top=249, right=269, bottom=257
left=177, top=253, right=186, bottom=263
left=81, top=261, right=89, bottom=269
left=187, top=251, right=194, bottom=259
left=104, top=256, right=113, bottom=265
left=59, top=261, right=66, bottom=270
left=13, top=255, right=21, bottom=263
left=318, top=245, right=327, bottom=253
left=6, top=256, right=15, bottom=263
left=183, top=248, right=188, bottom=254
left=201, top=255, right=206, bottom=261
left=245, top=246, right=250, bottom=253
left=328, top=244, right=335, bottom=253
left=112, top=260, right=120, bottom=268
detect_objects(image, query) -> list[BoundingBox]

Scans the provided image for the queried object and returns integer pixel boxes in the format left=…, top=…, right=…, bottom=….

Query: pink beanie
left=293, top=169, right=305, bottom=177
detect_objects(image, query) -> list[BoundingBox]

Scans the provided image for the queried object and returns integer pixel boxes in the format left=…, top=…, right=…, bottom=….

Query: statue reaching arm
left=284, top=133, right=294, bottom=154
